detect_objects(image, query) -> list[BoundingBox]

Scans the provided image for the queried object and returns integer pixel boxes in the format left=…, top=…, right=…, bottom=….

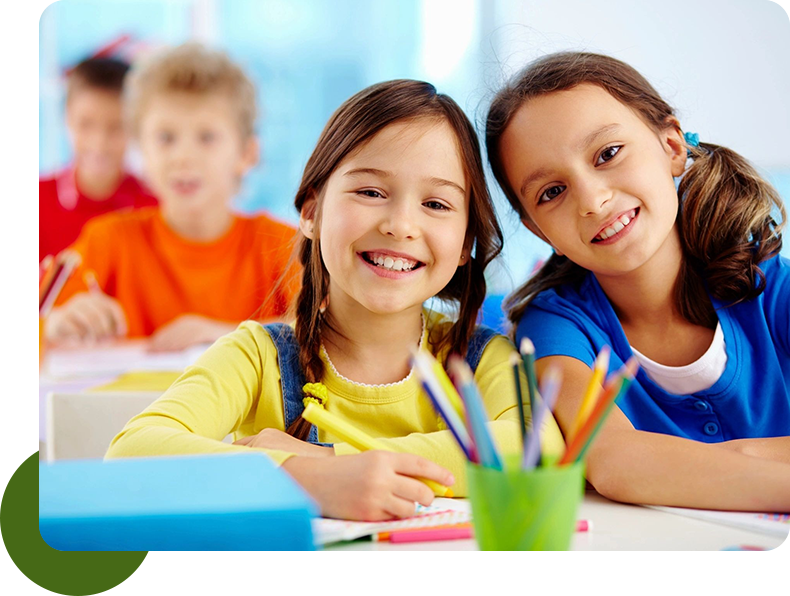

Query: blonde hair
left=125, top=42, right=257, bottom=139
left=486, top=52, right=785, bottom=333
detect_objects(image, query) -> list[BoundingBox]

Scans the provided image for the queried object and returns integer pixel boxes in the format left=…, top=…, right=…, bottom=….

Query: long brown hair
left=486, top=52, right=785, bottom=333
left=287, top=79, right=503, bottom=439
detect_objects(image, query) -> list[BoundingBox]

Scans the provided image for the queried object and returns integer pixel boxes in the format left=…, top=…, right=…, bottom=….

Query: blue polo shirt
left=517, top=255, right=790, bottom=442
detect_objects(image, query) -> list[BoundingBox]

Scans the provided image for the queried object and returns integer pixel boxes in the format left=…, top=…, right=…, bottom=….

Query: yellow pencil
left=302, top=402, right=453, bottom=497
left=567, top=346, right=610, bottom=443
left=420, top=350, right=466, bottom=423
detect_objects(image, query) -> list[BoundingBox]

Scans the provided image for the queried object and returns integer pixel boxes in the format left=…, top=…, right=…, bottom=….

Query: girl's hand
left=46, top=291, right=127, bottom=345
left=233, top=428, right=334, bottom=457
left=148, top=315, right=236, bottom=352
left=282, top=451, right=455, bottom=521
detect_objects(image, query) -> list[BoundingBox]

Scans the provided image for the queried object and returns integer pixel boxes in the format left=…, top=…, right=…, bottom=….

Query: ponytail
left=677, top=142, right=785, bottom=324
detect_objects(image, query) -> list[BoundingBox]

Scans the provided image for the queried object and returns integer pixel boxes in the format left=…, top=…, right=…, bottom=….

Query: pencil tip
left=624, top=356, right=639, bottom=378
left=519, top=337, right=535, bottom=355
left=509, top=352, right=521, bottom=366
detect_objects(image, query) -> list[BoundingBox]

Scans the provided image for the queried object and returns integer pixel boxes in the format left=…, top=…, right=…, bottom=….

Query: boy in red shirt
left=40, top=57, right=157, bottom=260
left=47, top=44, right=298, bottom=352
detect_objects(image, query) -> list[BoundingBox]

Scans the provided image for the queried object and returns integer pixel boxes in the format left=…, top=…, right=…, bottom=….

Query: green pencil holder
left=466, top=458, right=585, bottom=551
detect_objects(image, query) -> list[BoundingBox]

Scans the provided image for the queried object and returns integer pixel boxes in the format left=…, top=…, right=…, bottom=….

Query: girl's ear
left=521, top=217, right=564, bottom=256
left=662, top=119, right=688, bottom=177
left=299, top=195, right=318, bottom=239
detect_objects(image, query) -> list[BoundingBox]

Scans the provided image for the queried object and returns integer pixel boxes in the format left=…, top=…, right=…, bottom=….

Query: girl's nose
left=378, top=199, right=421, bottom=240
left=575, top=177, right=612, bottom=217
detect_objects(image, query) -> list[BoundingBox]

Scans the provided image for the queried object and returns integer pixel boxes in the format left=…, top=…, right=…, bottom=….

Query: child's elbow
left=104, top=429, right=134, bottom=460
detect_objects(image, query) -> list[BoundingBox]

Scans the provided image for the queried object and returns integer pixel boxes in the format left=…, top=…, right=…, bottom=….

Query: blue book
left=39, top=453, right=318, bottom=550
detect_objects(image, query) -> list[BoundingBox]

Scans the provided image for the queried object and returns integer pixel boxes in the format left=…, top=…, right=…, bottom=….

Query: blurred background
left=40, top=0, right=790, bottom=296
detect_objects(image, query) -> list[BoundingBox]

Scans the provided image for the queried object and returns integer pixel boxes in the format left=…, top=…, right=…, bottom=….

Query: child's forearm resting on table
left=585, top=424, right=790, bottom=511
left=105, top=414, right=297, bottom=465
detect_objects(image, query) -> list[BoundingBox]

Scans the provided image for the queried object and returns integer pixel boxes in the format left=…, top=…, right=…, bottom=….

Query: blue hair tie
left=684, top=131, right=699, bottom=156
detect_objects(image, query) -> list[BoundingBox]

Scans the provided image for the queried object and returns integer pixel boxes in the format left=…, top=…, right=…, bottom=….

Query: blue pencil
left=411, top=350, right=474, bottom=461
left=448, top=356, right=502, bottom=470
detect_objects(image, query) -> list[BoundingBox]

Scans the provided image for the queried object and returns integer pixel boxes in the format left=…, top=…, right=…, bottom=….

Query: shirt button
left=694, top=400, right=709, bottom=411
left=703, top=422, right=719, bottom=436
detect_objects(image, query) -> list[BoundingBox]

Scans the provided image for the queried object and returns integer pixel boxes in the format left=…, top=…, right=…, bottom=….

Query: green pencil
left=520, top=337, right=541, bottom=464
left=510, top=352, right=528, bottom=447
left=574, top=362, right=638, bottom=462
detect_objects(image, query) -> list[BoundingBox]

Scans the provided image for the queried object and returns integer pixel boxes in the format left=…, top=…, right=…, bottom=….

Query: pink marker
left=387, top=526, right=474, bottom=544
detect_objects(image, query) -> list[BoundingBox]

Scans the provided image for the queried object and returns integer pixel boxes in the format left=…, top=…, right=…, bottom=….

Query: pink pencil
left=387, top=526, right=474, bottom=544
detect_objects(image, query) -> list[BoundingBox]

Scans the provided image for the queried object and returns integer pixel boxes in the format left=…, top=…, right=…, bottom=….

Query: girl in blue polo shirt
left=486, top=52, right=790, bottom=511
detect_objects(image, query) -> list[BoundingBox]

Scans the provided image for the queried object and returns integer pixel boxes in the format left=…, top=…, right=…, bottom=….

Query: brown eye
left=538, top=185, right=565, bottom=204
left=596, top=145, right=622, bottom=165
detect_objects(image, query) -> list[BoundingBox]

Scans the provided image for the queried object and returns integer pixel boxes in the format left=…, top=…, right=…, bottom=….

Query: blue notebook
left=39, top=453, right=318, bottom=550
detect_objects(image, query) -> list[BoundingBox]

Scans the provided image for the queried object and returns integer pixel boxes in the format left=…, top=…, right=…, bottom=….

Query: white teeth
left=367, top=253, right=417, bottom=271
left=596, top=210, right=637, bottom=241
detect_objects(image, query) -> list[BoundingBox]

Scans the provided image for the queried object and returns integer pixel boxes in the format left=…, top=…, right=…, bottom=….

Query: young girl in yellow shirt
left=107, top=79, right=564, bottom=520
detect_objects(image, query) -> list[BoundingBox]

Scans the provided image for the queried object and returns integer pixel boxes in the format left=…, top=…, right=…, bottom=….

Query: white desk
left=327, top=490, right=788, bottom=551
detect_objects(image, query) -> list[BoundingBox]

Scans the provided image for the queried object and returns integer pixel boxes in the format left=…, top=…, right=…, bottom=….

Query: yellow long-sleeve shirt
left=107, top=312, right=564, bottom=496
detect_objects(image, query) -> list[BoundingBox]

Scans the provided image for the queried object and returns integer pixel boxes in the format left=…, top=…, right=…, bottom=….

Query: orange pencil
left=567, top=346, right=610, bottom=443
left=560, top=358, right=638, bottom=465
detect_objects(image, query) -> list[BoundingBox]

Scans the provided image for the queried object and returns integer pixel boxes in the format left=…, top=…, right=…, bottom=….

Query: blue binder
left=39, top=453, right=318, bottom=550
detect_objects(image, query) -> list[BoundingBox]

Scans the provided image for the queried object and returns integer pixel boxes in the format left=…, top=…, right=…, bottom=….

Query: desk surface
left=327, top=491, right=789, bottom=551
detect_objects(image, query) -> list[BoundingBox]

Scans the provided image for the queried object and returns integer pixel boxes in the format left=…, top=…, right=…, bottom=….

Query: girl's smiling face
left=499, top=84, right=688, bottom=278
left=301, top=117, right=469, bottom=316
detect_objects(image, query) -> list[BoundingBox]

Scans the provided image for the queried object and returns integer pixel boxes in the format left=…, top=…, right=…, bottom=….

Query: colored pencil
left=510, top=352, right=528, bottom=448
left=522, top=364, right=562, bottom=469
left=428, top=356, right=467, bottom=423
left=387, top=526, right=474, bottom=543
left=573, top=360, right=638, bottom=463
left=519, top=337, right=541, bottom=463
left=39, top=251, right=81, bottom=316
left=448, top=356, right=502, bottom=470
left=560, top=358, right=638, bottom=465
left=375, top=522, right=472, bottom=542
left=567, top=346, right=610, bottom=443
left=448, top=364, right=479, bottom=461
left=411, top=350, right=474, bottom=461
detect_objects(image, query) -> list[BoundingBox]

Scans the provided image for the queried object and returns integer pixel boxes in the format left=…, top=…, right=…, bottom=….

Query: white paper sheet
left=44, top=341, right=211, bottom=378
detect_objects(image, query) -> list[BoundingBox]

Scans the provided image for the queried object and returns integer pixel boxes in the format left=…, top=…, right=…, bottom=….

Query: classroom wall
left=39, top=0, right=790, bottom=294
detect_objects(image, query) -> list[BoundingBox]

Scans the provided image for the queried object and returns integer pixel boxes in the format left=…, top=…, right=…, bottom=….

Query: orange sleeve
left=54, top=216, right=117, bottom=306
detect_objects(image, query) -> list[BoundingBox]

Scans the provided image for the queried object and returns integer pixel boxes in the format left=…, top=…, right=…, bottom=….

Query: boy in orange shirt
left=46, top=44, right=298, bottom=352
left=40, top=57, right=157, bottom=260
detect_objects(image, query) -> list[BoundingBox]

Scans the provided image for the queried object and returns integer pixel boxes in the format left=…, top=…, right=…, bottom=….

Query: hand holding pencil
left=45, top=268, right=128, bottom=345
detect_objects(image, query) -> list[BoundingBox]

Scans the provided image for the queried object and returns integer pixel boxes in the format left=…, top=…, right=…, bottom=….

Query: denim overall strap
left=464, top=325, right=499, bottom=372
left=261, top=323, right=327, bottom=445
